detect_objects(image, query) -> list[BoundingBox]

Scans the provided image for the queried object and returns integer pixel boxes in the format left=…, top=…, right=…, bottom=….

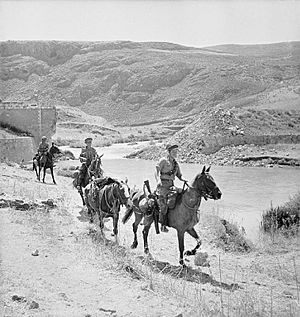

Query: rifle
left=144, top=180, right=160, bottom=234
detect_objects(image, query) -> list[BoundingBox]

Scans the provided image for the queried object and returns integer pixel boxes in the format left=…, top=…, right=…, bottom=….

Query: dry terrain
left=0, top=161, right=299, bottom=317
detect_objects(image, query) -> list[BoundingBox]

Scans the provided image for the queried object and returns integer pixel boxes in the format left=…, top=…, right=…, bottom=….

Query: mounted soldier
left=77, top=137, right=98, bottom=190
left=155, top=144, right=186, bottom=232
left=36, top=136, right=49, bottom=160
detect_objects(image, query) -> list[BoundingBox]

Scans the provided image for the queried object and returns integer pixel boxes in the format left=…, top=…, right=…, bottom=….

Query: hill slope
left=1, top=40, right=299, bottom=153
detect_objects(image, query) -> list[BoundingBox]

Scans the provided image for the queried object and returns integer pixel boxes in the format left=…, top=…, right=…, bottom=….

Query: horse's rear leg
left=185, top=228, right=202, bottom=256
left=50, top=167, right=56, bottom=184
left=142, top=218, right=153, bottom=254
left=131, top=213, right=142, bottom=249
left=177, top=230, right=185, bottom=266
left=112, top=212, right=119, bottom=237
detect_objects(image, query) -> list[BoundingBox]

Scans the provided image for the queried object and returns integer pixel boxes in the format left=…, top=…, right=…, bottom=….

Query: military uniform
left=156, top=144, right=183, bottom=231
left=77, top=138, right=97, bottom=187
left=37, top=141, right=49, bottom=159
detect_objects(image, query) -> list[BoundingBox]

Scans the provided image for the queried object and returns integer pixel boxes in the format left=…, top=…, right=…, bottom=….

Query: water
left=63, top=145, right=300, bottom=242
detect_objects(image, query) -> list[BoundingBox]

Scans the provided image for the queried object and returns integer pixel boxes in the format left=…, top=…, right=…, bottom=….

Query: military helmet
left=166, top=144, right=178, bottom=151
left=85, top=137, right=93, bottom=144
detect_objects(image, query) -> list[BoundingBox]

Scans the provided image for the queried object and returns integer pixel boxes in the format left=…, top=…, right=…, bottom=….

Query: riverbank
left=0, top=163, right=299, bottom=316
left=126, top=142, right=300, bottom=168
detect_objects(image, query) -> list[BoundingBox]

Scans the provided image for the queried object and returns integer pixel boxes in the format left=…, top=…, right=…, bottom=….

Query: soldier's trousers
left=156, top=179, right=174, bottom=216
left=78, top=164, right=88, bottom=184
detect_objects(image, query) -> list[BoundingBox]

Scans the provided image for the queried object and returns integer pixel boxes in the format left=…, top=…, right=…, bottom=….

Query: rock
left=12, top=295, right=26, bottom=302
left=41, top=199, right=55, bottom=208
left=31, top=249, right=39, bottom=256
left=29, top=300, right=39, bottom=309
left=194, top=252, right=210, bottom=267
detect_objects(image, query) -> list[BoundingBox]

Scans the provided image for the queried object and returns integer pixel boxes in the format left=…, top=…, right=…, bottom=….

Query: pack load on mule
left=123, top=165, right=222, bottom=266
left=84, top=177, right=132, bottom=237
left=33, top=137, right=61, bottom=184
left=73, top=137, right=104, bottom=205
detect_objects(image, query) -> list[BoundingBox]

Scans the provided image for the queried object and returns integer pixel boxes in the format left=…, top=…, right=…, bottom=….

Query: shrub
left=261, top=192, right=300, bottom=235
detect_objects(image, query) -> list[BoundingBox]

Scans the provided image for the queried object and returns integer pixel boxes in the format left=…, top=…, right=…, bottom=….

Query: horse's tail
left=32, top=158, right=37, bottom=170
left=122, top=206, right=134, bottom=224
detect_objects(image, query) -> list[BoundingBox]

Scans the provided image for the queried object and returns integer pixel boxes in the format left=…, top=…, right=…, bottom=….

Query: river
left=62, top=144, right=300, bottom=242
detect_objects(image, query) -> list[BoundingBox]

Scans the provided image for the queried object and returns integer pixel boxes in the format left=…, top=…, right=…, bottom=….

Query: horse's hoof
left=131, top=242, right=138, bottom=249
left=179, top=259, right=186, bottom=267
left=144, top=247, right=149, bottom=254
left=184, top=250, right=195, bottom=256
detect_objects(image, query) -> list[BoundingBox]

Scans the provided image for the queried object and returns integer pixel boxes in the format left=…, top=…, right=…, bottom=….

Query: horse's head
left=89, top=154, right=104, bottom=178
left=115, top=178, right=133, bottom=209
left=49, top=143, right=61, bottom=156
left=192, top=166, right=222, bottom=200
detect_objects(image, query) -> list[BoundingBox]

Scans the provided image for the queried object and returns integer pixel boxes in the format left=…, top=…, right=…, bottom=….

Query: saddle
left=166, top=189, right=178, bottom=210
left=94, top=177, right=118, bottom=190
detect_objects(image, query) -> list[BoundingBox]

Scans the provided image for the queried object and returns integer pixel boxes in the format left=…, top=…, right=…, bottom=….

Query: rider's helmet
left=41, top=136, right=47, bottom=141
left=166, top=144, right=178, bottom=152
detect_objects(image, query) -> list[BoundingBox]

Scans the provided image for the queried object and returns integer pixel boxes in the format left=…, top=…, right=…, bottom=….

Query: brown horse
left=33, top=143, right=61, bottom=184
left=84, top=178, right=132, bottom=236
left=123, top=166, right=222, bottom=265
left=73, top=154, right=104, bottom=205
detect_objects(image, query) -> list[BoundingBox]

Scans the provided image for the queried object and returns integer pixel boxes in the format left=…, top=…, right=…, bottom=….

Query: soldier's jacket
left=79, top=146, right=97, bottom=166
left=38, top=142, right=49, bottom=155
left=157, top=156, right=182, bottom=181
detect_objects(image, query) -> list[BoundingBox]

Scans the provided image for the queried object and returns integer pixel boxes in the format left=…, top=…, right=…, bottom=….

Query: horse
left=123, top=166, right=222, bottom=265
left=84, top=178, right=132, bottom=237
left=73, top=154, right=104, bottom=206
left=33, top=143, right=61, bottom=184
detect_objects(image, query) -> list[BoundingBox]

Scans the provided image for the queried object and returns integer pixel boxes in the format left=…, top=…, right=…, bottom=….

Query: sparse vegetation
left=261, top=192, right=300, bottom=235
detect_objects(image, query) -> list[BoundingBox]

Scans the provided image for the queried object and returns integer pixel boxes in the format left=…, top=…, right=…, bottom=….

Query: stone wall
left=0, top=137, right=35, bottom=163
left=0, top=100, right=57, bottom=147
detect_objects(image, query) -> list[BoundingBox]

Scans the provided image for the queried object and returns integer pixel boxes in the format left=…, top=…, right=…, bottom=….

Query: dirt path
left=0, top=164, right=184, bottom=317
left=0, top=163, right=299, bottom=316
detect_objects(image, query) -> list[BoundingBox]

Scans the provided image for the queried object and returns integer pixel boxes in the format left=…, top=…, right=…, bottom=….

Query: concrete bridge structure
left=0, top=97, right=57, bottom=163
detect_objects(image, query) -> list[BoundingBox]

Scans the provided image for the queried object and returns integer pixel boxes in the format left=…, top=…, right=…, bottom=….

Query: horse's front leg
left=42, top=167, right=46, bottom=183
left=142, top=216, right=154, bottom=254
left=185, top=228, right=202, bottom=256
left=177, top=230, right=186, bottom=266
left=38, top=165, right=41, bottom=181
left=79, top=187, right=86, bottom=206
left=50, top=167, right=56, bottom=184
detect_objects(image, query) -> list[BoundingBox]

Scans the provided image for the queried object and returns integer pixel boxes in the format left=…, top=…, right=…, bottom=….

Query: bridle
left=181, top=174, right=218, bottom=210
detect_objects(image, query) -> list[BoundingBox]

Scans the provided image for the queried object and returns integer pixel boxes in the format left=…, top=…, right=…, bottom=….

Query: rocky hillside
left=1, top=40, right=299, bottom=152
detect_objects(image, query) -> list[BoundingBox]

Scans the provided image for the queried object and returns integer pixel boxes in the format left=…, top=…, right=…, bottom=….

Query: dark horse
left=73, top=154, right=104, bottom=206
left=33, top=143, right=61, bottom=184
left=123, top=166, right=222, bottom=265
left=84, top=178, right=132, bottom=237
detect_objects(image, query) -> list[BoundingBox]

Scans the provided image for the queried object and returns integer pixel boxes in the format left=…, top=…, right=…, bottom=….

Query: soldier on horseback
left=37, top=136, right=49, bottom=160
left=155, top=144, right=186, bottom=232
left=77, top=137, right=98, bottom=190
